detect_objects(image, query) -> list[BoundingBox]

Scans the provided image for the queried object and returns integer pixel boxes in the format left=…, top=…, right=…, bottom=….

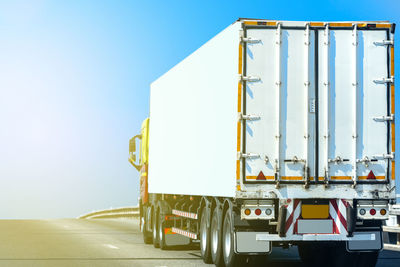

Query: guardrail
left=78, top=206, right=139, bottom=219
left=383, top=204, right=400, bottom=252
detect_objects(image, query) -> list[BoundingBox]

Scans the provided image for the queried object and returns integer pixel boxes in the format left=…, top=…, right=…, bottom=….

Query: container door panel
left=244, top=28, right=277, bottom=181
left=244, top=27, right=315, bottom=183
left=318, top=29, right=389, bottom=183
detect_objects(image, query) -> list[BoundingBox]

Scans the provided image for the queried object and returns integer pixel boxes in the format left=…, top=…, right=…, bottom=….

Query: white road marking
left=104, top=244, right=119, bottom=249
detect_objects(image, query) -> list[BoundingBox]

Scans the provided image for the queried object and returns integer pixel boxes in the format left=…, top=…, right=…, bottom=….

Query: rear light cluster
left=241, top=203, right=275, bottom=220
left=359, top=208, right=386, bottom=216
left=357, top=200, right=389, bottom=220
left=244, top=208, right=273, bottom=216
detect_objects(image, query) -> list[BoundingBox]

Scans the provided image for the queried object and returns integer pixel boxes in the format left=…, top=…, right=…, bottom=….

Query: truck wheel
left=222, top=207, right=244, bottom=267
left=141, top=215, right=153, bottom=244
left=158, top=206, right=168, bottom=250
left=152, top=207, right=160, bottom=248
left=297, top=243, right=312, bottom=264
left=356, top=251, right=379, bottom=267
left=210, top=206, right=224, bottom=267
left=330, top=242, right=357, bottom=267
left=298, top=243, right=330, bottom=265
left=200, top=206, right=212, bottom=263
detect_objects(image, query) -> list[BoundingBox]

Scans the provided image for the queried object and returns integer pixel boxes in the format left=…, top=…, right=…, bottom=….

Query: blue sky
left=0, top=0, right=399, bottom=218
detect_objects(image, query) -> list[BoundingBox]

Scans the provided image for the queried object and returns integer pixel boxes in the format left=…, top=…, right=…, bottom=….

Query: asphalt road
left=0, top=219, right=398, bottom=267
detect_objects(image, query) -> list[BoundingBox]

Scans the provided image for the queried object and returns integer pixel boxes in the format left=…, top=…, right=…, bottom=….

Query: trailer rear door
left=241, top=22, right=393, bottom=186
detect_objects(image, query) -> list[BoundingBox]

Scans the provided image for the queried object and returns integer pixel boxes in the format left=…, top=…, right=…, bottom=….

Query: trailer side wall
left=148, top=23, right=240, bottom=197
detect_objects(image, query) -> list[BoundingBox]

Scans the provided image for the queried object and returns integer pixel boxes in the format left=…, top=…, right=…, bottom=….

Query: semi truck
left=128, top=19, right=396, bottom=267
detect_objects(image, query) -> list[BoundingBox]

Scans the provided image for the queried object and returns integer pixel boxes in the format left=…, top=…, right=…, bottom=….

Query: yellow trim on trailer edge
left=329, top=23, right=353, bottom=27
left=310, top=22, right=324, bottom=27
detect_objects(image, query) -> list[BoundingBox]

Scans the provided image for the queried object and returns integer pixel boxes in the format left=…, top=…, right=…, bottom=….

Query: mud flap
left=164, top=227, right=191, bottom=246
left=346, top=231, right=383, bottom=251
left=235, top=232, right=271, bottom=253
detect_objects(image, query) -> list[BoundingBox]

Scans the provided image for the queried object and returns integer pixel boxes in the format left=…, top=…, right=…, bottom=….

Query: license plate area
left=297, top=219, right=333, bottom=234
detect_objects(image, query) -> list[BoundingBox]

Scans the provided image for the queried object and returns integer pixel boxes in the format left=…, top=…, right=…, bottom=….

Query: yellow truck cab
left=129, top=118, right=149, bottom=204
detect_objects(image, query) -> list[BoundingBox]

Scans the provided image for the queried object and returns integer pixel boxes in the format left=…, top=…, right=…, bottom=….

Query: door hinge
left=237, top=152, right=260, bottom=160
left=373, top=114, right=394, bottom=122
left=373, top=76, right=394, bottom=84
left=374, top=39, right=394, bottom=46
left=239, top=74, right=261, bottom=83
left=238, top=113, right=261, bottom=121
left=241, top=37, right=262, bottom=44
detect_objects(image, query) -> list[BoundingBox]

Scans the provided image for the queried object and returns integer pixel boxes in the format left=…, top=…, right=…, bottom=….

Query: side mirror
left=129, top=137, right=137, bottom=153
left=129, top=134, right=142, bottom=171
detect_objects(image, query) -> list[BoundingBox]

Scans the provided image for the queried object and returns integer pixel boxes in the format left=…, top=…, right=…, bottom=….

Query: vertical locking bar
left=352, top=24, right=358, bottom=188
left=323, top=24, right=330, bottom=187
left=237, top=27, right=245, bottom=190
left=304, top=23, right=310, bottom=188
left=275, top=23, right=282, bottom=188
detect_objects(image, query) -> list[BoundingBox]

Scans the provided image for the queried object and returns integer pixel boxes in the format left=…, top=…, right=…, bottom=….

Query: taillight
left=380, top=209, right=387, bottom=216
left=244, top=209, right=251, bottom=216
left=370, top=209, right=376, bottom=215
left=255, top=209, right=261, bottom=216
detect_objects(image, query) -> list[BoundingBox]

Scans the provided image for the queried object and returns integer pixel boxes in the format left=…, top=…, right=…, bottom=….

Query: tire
left=355, top=251, right=379, bottom=267
left=210, top=206, right=224, bottom=267
left=222, top=207, right=244, bottom=267
left=297, top=243, right=331, bottom=266
left=297, top=243, right=313, bottom=264
left=330, top=243, right=357, bottom=267
left=141, top=214, right=153, bottom=244
left=158, top=206, right=168, bottom=250
left=152, top=207, right=160, bottom=248
left=249, top=255, right=268, bottom=266
left=200, top=206, right=213, bottom=263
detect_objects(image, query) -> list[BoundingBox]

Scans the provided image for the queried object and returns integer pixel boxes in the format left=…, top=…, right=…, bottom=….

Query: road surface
left=0, top=219, right=398, bottom=266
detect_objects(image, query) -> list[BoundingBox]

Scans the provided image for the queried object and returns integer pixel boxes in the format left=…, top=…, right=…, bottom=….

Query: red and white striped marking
left=171, top=227, right=197, bottom=239
left=329, top=199, right=349, bottom=235
left=285, top=199, right=301, bottom=235
left=172, top=209, right=198, bottom=219
left=284, top=199, right=350, bottom=235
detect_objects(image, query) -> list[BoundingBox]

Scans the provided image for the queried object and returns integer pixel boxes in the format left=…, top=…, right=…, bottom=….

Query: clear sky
left=0, top=0, right=399, bottom=219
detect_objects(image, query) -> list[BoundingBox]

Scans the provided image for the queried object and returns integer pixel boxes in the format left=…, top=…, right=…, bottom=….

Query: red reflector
left=367, top=170, right=376, bottom=180
left=370, top=209, right=376, bottom=215
left=257, top=171, right=266, bottom=180
left=255, top=209, right=262, bottom=215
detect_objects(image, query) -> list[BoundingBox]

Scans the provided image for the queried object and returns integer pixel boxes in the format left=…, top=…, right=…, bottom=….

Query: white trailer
left=129, top=19, right=396, bottom=267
